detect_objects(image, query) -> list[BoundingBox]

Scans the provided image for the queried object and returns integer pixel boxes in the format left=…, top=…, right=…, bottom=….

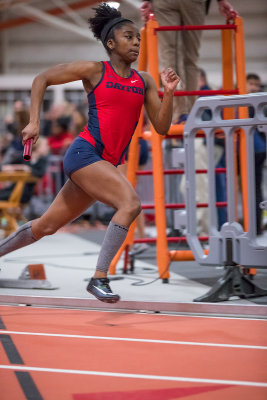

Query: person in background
left=41, top=102, right=75, bottom=137
left=0, top=137, right=49, bottom=205
left=72, top=106, right=87, bottom=137
left=198, top=68, right=227, bottom=230
left=47, top=116, right=74, bottom=190
left=2, top=101, right=29, bottom=164
left=48, top=116, right=74, bottom=156
left=140, top=1, right=237, bottom=239
left=198, top=68, right=211, bottom=92
left=140, top=0, right=238, bottom=124
left=246, top=73, right=266, bottom=235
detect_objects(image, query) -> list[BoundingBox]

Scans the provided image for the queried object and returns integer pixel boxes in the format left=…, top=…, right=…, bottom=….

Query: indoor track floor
left=0, top=228, right=267, bottom=399
left=1, top=305, right=267, bottom=400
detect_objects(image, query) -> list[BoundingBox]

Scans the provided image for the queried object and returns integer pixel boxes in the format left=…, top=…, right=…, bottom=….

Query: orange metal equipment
left=146, top=17, right=170, bottom=280
left=110, top=16, right=248, bottom=279
left=235, top=17, right=249, bottom=232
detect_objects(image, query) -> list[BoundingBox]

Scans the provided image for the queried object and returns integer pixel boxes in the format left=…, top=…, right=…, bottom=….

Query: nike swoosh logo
left=93, top=285, right=114, bottom=296
left=131, top=80, right=138, bottom=83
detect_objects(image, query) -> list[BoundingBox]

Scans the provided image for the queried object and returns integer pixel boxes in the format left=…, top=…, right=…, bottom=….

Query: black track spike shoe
left=87, top=278, right=120, bottom=303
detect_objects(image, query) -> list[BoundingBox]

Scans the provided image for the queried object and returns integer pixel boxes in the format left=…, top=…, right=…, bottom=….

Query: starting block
left=0, top=264, right=58, bottom=290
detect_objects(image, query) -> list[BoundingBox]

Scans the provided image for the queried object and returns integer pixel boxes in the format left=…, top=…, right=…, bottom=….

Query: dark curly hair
left=89, top=3, right=133, bottom=53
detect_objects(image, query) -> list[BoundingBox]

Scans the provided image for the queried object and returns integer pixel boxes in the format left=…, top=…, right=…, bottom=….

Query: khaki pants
left=180, top=140, right=225, bottom=236
left=153, top=0, right=206, bottom=122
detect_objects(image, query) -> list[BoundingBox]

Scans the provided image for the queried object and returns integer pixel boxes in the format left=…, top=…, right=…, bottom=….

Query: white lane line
left=1, top=330, right=267, bottom=350
left=0, top=365, right=267, bottom=388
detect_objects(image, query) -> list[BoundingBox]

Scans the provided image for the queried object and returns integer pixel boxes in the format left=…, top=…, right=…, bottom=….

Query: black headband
left=100, top=17, right=132, bottom=44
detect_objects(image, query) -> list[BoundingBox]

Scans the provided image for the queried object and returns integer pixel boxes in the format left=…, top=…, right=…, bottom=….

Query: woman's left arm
left=142, top=68, right=180, bottom=135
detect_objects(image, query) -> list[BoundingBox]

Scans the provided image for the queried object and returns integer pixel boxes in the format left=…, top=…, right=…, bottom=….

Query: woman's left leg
left=71, top=160, right=142, bottom=303
left=0, top=179, right=94, bottom=258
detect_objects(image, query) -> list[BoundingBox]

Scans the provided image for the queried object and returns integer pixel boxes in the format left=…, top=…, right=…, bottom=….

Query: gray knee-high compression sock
left=0, top=221, right=37, bottom=257
left=96, top=221, right=128, bottom=273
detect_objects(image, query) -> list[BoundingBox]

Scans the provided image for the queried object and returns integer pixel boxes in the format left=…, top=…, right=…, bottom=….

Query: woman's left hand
left=160, top=68, right=180, bottom=93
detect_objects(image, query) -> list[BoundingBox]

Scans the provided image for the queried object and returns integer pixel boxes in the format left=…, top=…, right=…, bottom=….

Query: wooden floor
left=1, top=305, right=267, bottom=400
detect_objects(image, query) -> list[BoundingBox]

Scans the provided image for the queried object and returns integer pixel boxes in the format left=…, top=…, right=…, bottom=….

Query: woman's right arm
left=22, top=61, right=99, bottom=145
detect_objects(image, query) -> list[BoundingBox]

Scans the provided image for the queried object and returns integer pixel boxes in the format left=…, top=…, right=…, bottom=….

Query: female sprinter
left=0, top=3, right=179, bottom=303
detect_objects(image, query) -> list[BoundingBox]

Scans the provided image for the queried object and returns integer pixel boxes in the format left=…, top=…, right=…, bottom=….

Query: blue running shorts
left=63, top=137, right=103, bottom=178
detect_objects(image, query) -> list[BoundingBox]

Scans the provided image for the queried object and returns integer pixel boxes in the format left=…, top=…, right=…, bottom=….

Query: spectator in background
left=47, top=116, right=74, bottom=191
left=246, top=73, right=266, bottom=235
left=2, top=101, right=29, bottom=164
left=0, top=137, right=49, bottom=205
left=247, top=73, right=264, bottom=94
left=41, top=102, right=75, bottom=137
left=140, top=0, right=237, bottom=238
left=140, top=0, right=238, bottom=124
left=198, top=68, right=227, bottom=230
left=0, top=124, right=13, bottom=162
left=214, top=136, right=227, bottom=230
left=48, top=116, right=74, bottom=156
left=198, top=68, right=211, bottom=92
left=72, top=106, right=87, bottom=136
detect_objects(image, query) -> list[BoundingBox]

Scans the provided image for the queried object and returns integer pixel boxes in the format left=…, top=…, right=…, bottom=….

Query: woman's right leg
left=0, top=179, right=94, bottom=257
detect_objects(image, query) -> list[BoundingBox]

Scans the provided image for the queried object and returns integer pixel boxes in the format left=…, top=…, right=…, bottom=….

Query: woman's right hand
left=21, top=122, right=40, bottom=146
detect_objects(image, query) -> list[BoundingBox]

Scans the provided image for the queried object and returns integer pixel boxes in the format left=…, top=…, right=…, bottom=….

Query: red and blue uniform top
left=79, top=61, right=145, bottom=166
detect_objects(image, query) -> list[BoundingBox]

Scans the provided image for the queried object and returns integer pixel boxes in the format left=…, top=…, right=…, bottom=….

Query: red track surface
left=1, top=305, right=267, bottom=400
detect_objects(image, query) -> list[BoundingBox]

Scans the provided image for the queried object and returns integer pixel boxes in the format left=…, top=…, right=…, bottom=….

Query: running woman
left=0, top=3, right=179, bottom=303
